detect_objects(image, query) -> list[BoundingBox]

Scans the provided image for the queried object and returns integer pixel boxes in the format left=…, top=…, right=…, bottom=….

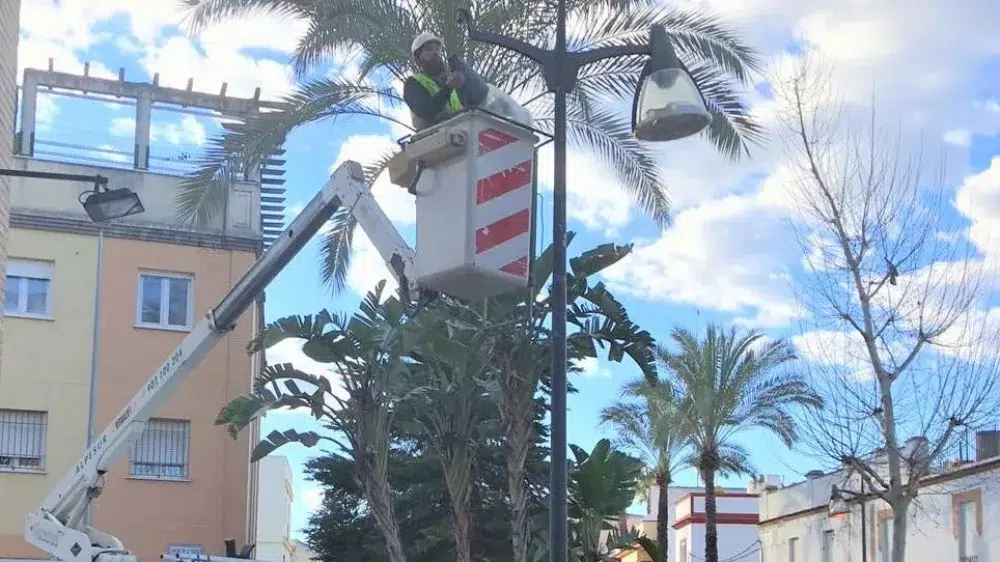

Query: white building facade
left=255, top=456, right=295, bottom=562
left=618, top=481, right=773, bottom=561
left=674, top=491, right=760, bottom=562
left=758, top=433, right=1000, bottom=562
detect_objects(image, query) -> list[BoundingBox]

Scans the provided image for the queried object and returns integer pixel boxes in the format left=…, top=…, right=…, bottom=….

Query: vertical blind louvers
left=0, top=409, right=47, bottom=470
left=131, top=419, right=190, bottom=479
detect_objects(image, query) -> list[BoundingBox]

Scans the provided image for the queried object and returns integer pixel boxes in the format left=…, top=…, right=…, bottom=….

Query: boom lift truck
left=24, top=108, right=538, bottom=562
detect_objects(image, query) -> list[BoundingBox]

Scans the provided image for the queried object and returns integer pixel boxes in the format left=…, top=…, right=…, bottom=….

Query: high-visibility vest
left=410, top=72, right=464, bottom=129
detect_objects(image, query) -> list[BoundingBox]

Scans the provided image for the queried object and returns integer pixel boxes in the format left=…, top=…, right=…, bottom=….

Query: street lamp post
left=458, top=4, right=712, bottom=560
left=830, top=479, right=868, bottom=562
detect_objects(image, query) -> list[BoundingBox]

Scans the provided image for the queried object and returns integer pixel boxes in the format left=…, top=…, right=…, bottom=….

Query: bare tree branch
left=774, top=56, right=1000, bottom=562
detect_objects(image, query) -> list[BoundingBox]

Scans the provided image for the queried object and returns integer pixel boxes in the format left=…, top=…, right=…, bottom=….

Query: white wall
left=759, top=459, right=1000, bottom=562
left=678, top=523, right=759, bottom=562
left=256, top=456, right=294, bottom=562
left=640, top=485, right=747, bottom=553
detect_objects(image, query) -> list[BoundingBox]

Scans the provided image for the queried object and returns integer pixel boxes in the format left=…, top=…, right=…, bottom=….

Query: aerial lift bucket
left=388, top=109, right=539, bottom=301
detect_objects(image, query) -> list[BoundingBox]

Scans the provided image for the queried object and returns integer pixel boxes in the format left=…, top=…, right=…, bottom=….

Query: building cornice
left=11, top=211, right=262, bottom=253
left=758, top=456, right=1000, bottom=527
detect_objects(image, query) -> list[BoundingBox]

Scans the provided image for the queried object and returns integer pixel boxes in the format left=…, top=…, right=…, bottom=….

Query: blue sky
left=18, top=0, right=1000, bottom=544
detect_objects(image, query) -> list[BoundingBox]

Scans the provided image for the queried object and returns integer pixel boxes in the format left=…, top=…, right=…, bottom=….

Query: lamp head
left=631, top=25, right=712, bottom=142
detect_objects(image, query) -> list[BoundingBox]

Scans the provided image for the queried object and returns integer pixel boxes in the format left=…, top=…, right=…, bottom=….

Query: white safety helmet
left=411, top=32, right=443, bottom=58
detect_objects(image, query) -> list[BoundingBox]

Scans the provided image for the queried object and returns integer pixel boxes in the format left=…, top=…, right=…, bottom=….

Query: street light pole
left=549, top=0, right=570, bottom=558
left=459, top=4, right=712, bottom=559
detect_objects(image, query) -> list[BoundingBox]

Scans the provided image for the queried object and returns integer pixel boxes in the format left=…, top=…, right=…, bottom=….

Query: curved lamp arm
left=457, top=8, right=550, bottom=67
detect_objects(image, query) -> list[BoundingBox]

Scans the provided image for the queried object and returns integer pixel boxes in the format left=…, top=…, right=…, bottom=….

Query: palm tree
left=660, top=325, right=822, bottom=562
left=568, top=439, right=644, bottom=562
left=600, top=379, right=688, bottom=562
left=175, top=0, right=764, bottom=290
left=481, top=233, right=658, bottom=562
left=215, top=281, right=415, bottom=562
left=394, top=299, right=500, bottom=562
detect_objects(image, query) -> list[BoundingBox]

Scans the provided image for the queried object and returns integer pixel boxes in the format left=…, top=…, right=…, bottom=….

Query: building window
left=5, top=260, right=52, bottom=318
left=787, top=537, right=797, bottom=562
left=130, top=418, right=190, bottom=480
left=679, top=539, right=687, bottom=562
left=137, top=273, right=193, bottom=330
left=0, top=409, right=47, bottom=472
left=879, top=518, right=893, bottom=562
left=821, top=530, right=834, bottom=562
left=958, top=500, right=977, bottom=562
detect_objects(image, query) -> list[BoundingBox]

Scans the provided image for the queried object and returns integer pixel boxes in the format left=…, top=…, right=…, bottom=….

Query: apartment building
left=0, top=66, right=286, bottom=561
left=758, top=431, right=1000, bottom=562
left=0, top=0, right=22, bottom=366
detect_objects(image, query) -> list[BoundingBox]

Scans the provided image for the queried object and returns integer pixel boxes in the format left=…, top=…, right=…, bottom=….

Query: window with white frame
left=0, top=409, right=48, bottom=471
left=787, top=537, right=798, bottom=562
left=129, top=418, right=190, bottom=480
left=5, top=260, right=53, bottom=318
left=137, top=273, right=193, bottom=329
left=679, top=539, right=687, bottom=562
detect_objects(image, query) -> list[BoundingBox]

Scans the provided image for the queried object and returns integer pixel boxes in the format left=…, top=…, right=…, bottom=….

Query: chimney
left=805, top=470, right=825, bottom=479
left=976, top=430, right=1000, bottom=461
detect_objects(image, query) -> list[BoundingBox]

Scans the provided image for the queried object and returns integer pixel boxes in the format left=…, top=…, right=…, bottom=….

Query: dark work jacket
left=403, top=56, right=489, bottom=129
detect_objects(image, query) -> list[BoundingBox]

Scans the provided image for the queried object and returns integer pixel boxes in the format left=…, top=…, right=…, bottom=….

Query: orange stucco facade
left=0, top=232, right=260, bottom=561
left=90, top=238, right=259, bottom=562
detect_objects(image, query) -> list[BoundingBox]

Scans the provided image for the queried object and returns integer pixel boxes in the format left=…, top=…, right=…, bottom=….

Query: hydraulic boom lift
left=24, top=109, right=538, bottom=562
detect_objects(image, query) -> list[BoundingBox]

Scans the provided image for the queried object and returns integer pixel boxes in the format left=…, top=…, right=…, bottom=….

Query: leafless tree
left=773, top=57, right=1000, bottom=562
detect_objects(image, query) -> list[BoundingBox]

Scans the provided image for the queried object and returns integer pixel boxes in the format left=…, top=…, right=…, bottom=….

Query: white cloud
left=140, top=35, right=295, bottom=101
left=602, top=191, right=803, bottom=328
left=35, top=95, right=60, bottom=129
left=301, top=485, right=324, bottom=513
left=943, top=129, right=972, bottom=147
left=108, top=114, right=208, bottom=146
left=535, top=145, right=634, bottom=238
left=331, top=134, right=414, bottom=225
left=954, top=156, right=1000, bottom=263
left=346, top=231, right=399, bottom=297
left=792, top=329, right=876, bottom=381
left=18, top=0, right=316, bottom=103
left=575, top=357, right=613, bottom=379
left=586, top=0, right=1000, bottom=326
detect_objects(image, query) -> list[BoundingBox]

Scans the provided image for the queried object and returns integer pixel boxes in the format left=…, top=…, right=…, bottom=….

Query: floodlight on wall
left=0, top=168, right=145, bottom=223
left=78, top=183, right=145, bottom=223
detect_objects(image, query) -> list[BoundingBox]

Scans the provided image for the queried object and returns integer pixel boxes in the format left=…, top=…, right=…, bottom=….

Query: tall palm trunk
left=699, top=457, right=720, bottom=562
left=504, top=404, right=533, bottom=562
left=361, top=474, right=408, bottom=562
left=500, top=342, right=541, bottom=562
left=655, top=474, right=671, bottom=562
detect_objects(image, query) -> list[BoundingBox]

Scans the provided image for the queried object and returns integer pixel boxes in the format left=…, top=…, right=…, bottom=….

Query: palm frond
left=176, top=77, right=399, bottom=225
left=533, top=104, right=669, bottom=227
left=318, top=149, right=398, bottom=292
left=177, top=0, right=317, bottom=34
left=688, top=61, right=766, bottom=161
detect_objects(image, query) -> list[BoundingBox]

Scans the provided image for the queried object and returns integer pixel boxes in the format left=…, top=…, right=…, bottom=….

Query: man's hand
left=445, top=71, right=465, bottom=89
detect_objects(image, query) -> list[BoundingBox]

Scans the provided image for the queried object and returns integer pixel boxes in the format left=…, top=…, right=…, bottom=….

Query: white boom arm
left=25, top=161, right=418, bottom=562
